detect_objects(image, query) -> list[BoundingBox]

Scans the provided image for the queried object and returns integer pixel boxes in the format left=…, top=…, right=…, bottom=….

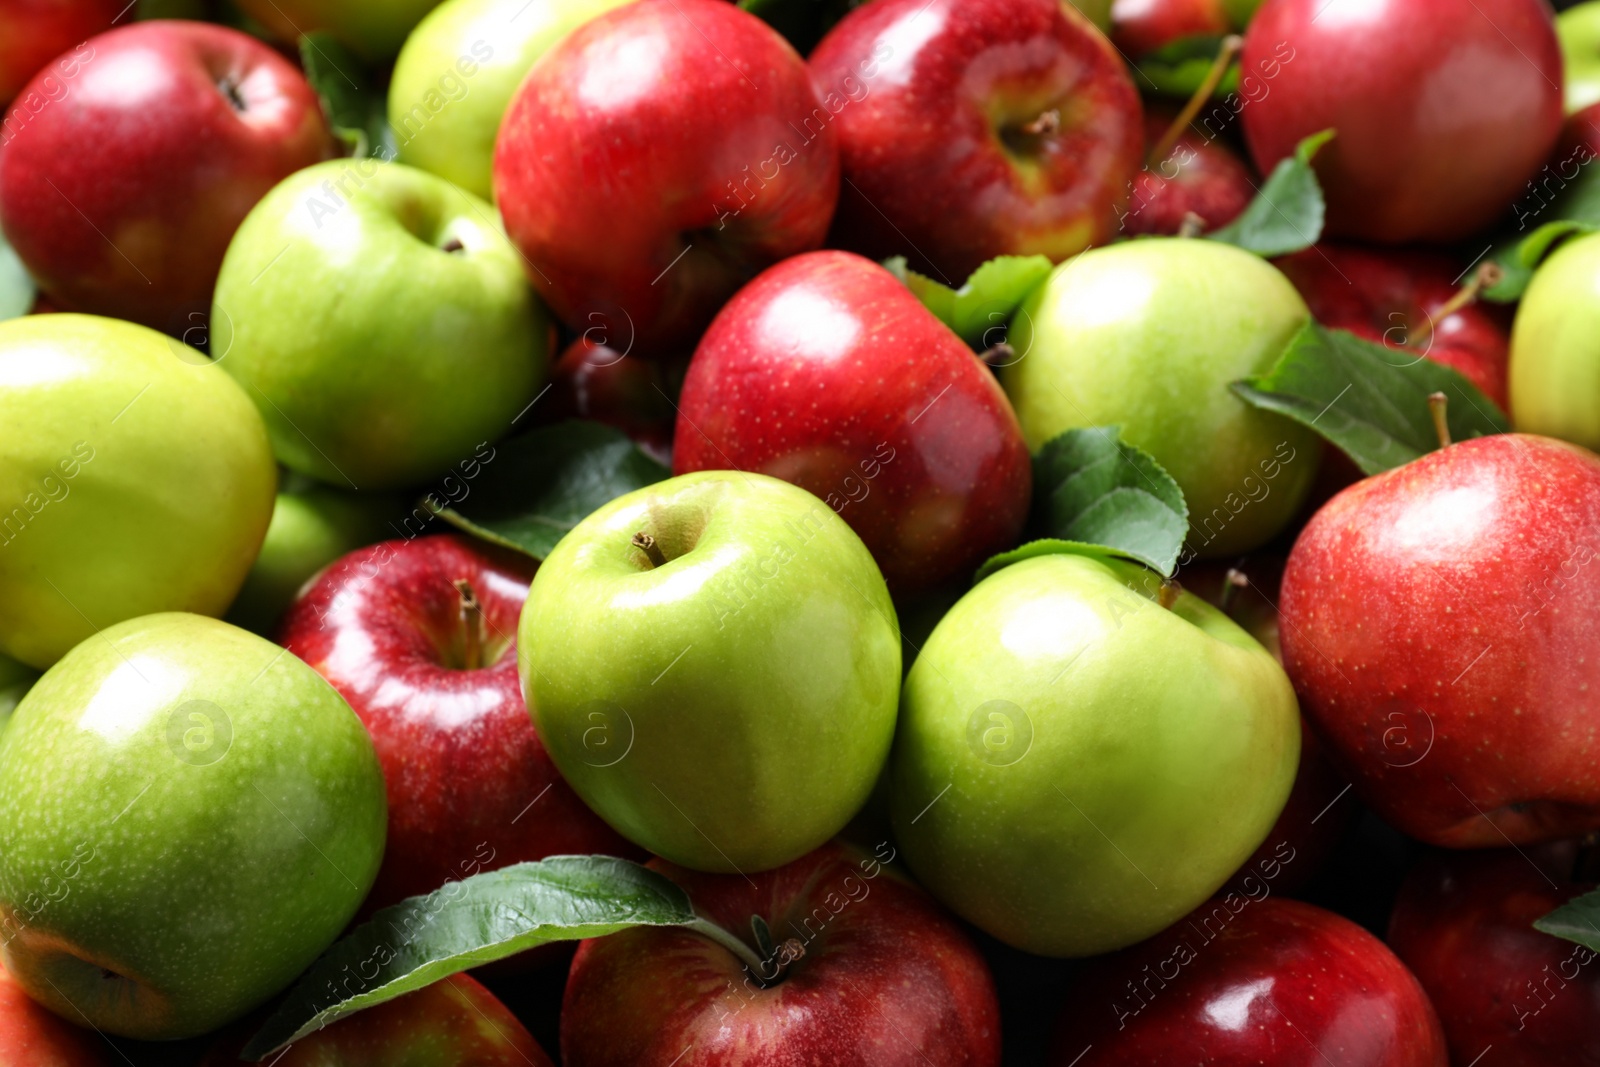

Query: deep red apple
left=1388, top=843, right=1600, bottom=1067
left=1049, top=897, right=1448, bottom=1066
left=1240, top=0, right=1563, bottom=243
left=671, top=250, right=1032, bottom=594
left=1122, top=105, right=1256, bottom=237
left=493, top=0, right=838, bottom=352
left=278, top=534, right=639, bottom=912
left=0, top=0, right=124, bottom=104
left=0, top=961, right=110, bottom=1066
left=808, top=0, right=1143, bottom=283
left=1280, top=433, right=1600, bottom=847
left=0, top=20, right=333, bottom=332
left=544, top=336, right=679, bottom=466
left=1111, top=0, right=1231, bottom=59
left=561, top=841, right=1001, bottom=1066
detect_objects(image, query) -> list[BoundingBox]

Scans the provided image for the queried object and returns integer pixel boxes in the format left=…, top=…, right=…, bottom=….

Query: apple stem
left=453, top=579, right=483, bottom=671
left=1408, top=261, right=1505, bottom=348
left=684, top=916, right=770, bottom=980
left=440, top=237, right=466, bottom=254
left=632, top=532, right=668, bottom=569
left=1427, top=392, right=1451, bottom=449
left=1157, top=579, right=1181, bottom=610
left=977, top=342, right=1015, bottom=366
left=1176, top=212, right=1206, bottom=239
left=1146, top=34, right=1243, bottom=168
left=1020, top=108, right=1061, bottom=136
left=1219, top=568, right=1249, bottom=614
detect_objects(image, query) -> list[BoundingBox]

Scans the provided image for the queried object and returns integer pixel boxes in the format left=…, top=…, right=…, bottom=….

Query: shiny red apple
left=1240, top=0, right=1563, bottom=243
left=0, top=962, right=110, bottom=1066
left=0, top=20, right=334, bottom=332
left=808, top=0, right=1142, bottom=283
left=278, top=534, right=639, bottom=912
left=1123, top=105, right=1256, bottom=237
left=671, top=250, right=1032, bottom=594
left=561, top=841, right=1001, bottom=1066
left=0, top=0, right=124, bottom=104
left=544, top=336, right=679, bottom=466
left=1111, top=0, right=1230, bottom=59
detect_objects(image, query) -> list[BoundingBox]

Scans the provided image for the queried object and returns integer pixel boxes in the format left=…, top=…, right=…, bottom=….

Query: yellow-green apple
left=892, top=552, right=1300, bottom=957
left=808, top=0, right=1142, bottom=282
left=519, top=471, right=901, bottom=874
left=1003, top=238, right=1320, bottom=557
left=0, top=21, right=333, bottom=332
left=234, top=0, right=444, bottom=61
left=493, top=0, right=839, bottom=351
left=0, top=0, right=123, bottom=104
left=212, top=159, right=551, bottom=490
left=0, top=613, right=386, bottom=1040
left=1510, top=230, right=1600, bottom=451
left=0, top=960, right=112, bottom=1066
left=1123, top=104, right=1257, bottom=236
left=0, top=314, right=276, bottom=669
left=672, top=251, right=1031, bottom=594
left=1560, top=1, right=1600, bottom=114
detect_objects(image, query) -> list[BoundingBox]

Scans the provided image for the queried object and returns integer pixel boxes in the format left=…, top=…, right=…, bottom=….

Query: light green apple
left=213, top=159, right=550, bottom=491
left=0, top=652, right=37, bottom=734
left=390, top=0, right=634, bottom=201
left=891, top=551, right=1299, bottom=957
left=1560, top=2, right=1600, bottom=114
left=0, top=314, right=277, bottom=669
left=1509, top=231, right=1600, bottom=451
left=0, top=613, right=386, bottom=1040
left=1003, top=239, right=1319, bottom=557
left=520, top=471, right=901, bottom=874
left=234, top=0, right=445, bottom=60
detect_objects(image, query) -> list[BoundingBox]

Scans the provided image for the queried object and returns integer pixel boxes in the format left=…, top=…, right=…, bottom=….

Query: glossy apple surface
left=520, top=472, right=900, bottom=874
left=1281, top=434, right=1600, bottom=846
left=0, top=314, right=276, bottom=669
left=0, top=0, right=124, bottom=104
left=1123, top=106, right=1256, bottom=237
left=1510, top=230, right=1600, bottom=451
left=1240, top=0, right=1563, bottom=243
left=562, top=842, right=1000, bottom=1066
left=0, top=613, right=386, bottom=1040
left=0, top=21, right=333, bottom=331
left=672, top=251, right=1031, bottom=594
left=234, top=0, right=443, bottom=60
left=892, top=552, right=1300, bottom=957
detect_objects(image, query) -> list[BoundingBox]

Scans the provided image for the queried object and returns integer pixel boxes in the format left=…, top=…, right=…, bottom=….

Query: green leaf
left=1132, top=34, right=1242, bottom=98
left=298, top=32, right=396, bottom=160
left=1232, top=322, right=1510, bottom=476
left=1206, top=129, right=1332, bottom=257
left=242, top=856, right=696, bottom=1059
left=1534, top=888, right=1600, bottom=954
left=0, top=229, right=35, bottom=322
left=884, top=254, right=1054, bottom=349
left=1483, top=138, right=1600, bottom=302
left=974, top=539, right=1135, bottom=583
left=430, top=420, right=669, bottom=561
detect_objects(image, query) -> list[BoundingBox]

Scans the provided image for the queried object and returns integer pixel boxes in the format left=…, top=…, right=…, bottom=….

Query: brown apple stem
left=1408, top=261, right=1506, bottom=347
left=632, top=531, right=667, bottom=569
left=1147, top=34, right=1244, bottom=168
left=1427, top=392, right=1452, bottom=449
left=684, top=916, right=770, bottom=980
left=1157, top=580, right=1181, bottom=611
left=1219, top=568, right=1249, bottom=615
left=1176, top=212, right=1207, bottom=238
left=453, top=579, right=483, bottom=671
left=1020, top=108, right=1061, bottom=136
left=977, top=342, right=1015, bottom=366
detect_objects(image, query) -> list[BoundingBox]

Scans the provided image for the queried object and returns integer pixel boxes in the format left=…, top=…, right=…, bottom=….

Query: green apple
left=0, top=613, right=386, bottom=1040
left=519, top=471, right=901, bottom=873
left=390, top=0, right=633, bottom=201
left=233, top=0, right=444, bottom=60
left=891, top=551, right=1299, bottom=957
left=0, top=314, right=276, bottom=669
left=1510, top=231, right=1600, bottom=451
left=1560, top=1, right=1600, bottom=114
left=213, top=159, right=551, bottom=491
left=1067, top=0, right=1112, bottom=31
left=0, top=652, right=37, bottom=734
left=1003, top=239, right=1319, bottom=557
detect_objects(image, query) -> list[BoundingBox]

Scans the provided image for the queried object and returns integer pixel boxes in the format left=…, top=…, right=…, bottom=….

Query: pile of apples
left=3, top=0, right=1600, bottom=1061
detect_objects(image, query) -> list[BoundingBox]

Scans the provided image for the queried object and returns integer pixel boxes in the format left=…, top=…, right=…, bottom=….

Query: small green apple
left=0, top=613, right=386, bottom=1040
left=520, top=471, right=901, bottom=874
left=1510, top=231, right=1600, bottom=451
left=390, top=0, right=634, bottom=201
left=213, top=159, right=551, bottom=491
left=0, top=314, right=276, bottom=669
left=1003, top=239, right=1319, bottom=557
left=891, top=551, right=1299, bottom=957
left=0, top=652, right=37, bottom=734
left=1560, top=1, right=1600, bottom=114
left=234, top=0, right=444, bottom=60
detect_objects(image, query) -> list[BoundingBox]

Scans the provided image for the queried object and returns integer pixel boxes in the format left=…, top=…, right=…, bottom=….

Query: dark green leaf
left=1206, top=129, right=1332, bottom=257
left=242, top=856, right=696, bottom=1059
left=430, top=420, right=669, bottom=561
left=0, top=229, right=35, bottom=322
left=1483, top=135, right=1600, bottom=302
left=975, top=539, right=1135, bottom=583
left=884, top=254, right=1054, bottom=349
left=299, top=32, right=396, bottom=160
left=1132, top=34, right=1242, bottom=98
left=1534, top=888, right=1600, bottom=954
left=1231, top=322, right=1509, bottom=476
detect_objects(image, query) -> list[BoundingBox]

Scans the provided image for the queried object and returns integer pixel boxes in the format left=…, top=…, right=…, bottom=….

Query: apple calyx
left=452, top=578, right=485, bottom=670
left=631, top=531, right=668, bottom=569
left=1146, top=34, right=1244, bottom=168
left=1406, top=261, right=1505, bottom=349
left=1426, top=392, right=1451, bottom=449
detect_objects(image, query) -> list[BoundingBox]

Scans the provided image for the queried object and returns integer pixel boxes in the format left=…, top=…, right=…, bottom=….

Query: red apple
left=493, top=0, right=838, bottom=352
left=1111, top=0, right=1231, bottom=59
left=1280, top=434, right=1600, bottom=847
left=0, top=962, right=110, bottom=1066
left=561, top=841, right=1001, bottom=1066
left=808, top=0, right=1143, bottom=283
left=201, top=973, right=553, bottom=1066
left=1122, top=105, right=1256, bottom=237
left=1240, top=0, right=1563, bottom=244
left=1049, top=897, right=1448, bottom=1066
left=0, top=0, right=124, bottom=104
left=1388, top=843, right=1600, bottom=1067
left=544, top=336, right=679, bottom=466
left=0, top=20, right=333, bottom=332
left=278, top=533, right=639, bottom=913
left=671, top=250, right=1032, bottom=594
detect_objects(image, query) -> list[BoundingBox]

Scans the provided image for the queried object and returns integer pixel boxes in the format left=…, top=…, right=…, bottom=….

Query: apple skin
left=493, top=0, right=839, bottom=352
left=520, top=471, right=901, bottom=874
left=809, top=0, right=1143, bottom=283
left=0, top=0, right=124, bottom=104
left=1280, top=433, right=1600, bottom=847
left=0, top=21, right=334, bottom=332
left=233, top=0, right=443, bottom=60
left=891, top=552, right=1300, bottom=957
left=1048, top=898, right=1448, bottom=1066
left=212, top=159, right=551, bottom=491
left=389, top=0, right=634, bottom=201
left=0, top=314, right=277, bottom=669
left=280, top=533, right=641, bottom=912
left=0, top=613, right=387, bottom=1040
left=1560, top=1, right=1600, bottom=114
left=544, top=336, right=679, bottom=466
left=561, top=841, right=1001, bottom=1067
left=1240, top=0, right=1563, bottom=244
left=1388, top=843, right=1600, bottom=1067
left=1122, top=105, right=1256, bottom=237
left=672, top=251, right=1031, bottom=595
left=0, top=960, right=112, bottom=1067
left=1509, top=230, right=1600, bottom=452
left=1003, top=238, right=1321, bottom=557
left=1111, top=0, right=1231, bottom=59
